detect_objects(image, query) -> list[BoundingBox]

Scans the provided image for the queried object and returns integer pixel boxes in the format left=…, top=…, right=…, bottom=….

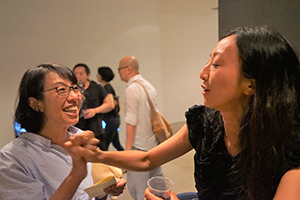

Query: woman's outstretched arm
left=65, top=124, right=193, bottom=171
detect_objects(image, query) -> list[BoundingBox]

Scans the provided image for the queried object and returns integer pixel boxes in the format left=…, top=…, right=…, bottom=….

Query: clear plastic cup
left=147, top=176, right=174, bottom=200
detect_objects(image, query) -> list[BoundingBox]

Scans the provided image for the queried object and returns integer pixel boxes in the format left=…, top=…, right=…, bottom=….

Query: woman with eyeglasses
left=0, top=63, right=126, bottom=200
left=66, top=27, right=300, bottom=200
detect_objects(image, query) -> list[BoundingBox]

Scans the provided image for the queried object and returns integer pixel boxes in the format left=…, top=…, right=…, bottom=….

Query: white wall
left=0, top=0, right=218, bottom=148
left=160, top=12, right=218, bottom=122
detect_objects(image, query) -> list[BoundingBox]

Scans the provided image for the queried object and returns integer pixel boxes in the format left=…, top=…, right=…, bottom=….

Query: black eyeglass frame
left=40, top=84, right=84, bottom=96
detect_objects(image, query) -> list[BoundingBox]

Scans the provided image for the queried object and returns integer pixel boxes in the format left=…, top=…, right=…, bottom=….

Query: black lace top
left=185, top=105, right=300, bottom=200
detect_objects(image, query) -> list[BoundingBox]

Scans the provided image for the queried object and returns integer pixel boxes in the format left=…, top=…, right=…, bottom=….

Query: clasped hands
left=64, top=131, right=179, bottom=200
left=64, top=131, right=126, bottom=197
left=65, top=130, right=100, bottom=162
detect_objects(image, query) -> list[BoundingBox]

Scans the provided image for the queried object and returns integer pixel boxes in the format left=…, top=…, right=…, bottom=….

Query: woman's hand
left=144, top=188, right=179, bottom=200
left=49, top=131, right=96, bottom=200
left=64, top=130, right=100, bottom=162
left=103, top=178, right=127, bottom=196
left=66, top=134, right=91, bottom=180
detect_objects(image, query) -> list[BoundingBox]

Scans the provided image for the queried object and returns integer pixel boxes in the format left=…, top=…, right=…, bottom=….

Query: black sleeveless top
left=186, top=105, right=300, bottom=200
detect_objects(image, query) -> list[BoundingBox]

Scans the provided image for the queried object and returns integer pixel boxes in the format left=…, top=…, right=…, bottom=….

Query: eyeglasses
left=118, top=66, right=129, bottom=72
left=41, top=84, right=84, bottom=96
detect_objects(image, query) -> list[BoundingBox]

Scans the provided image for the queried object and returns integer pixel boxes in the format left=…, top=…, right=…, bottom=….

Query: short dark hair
left=97, top=66, right=115, bottom=82
left=15, top=63, right=77, bottom=133
left=73, top=63, right=90, bottom=75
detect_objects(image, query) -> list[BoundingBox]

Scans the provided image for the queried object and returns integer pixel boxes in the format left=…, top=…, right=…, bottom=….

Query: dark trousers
left=103, top=116, right=124, bottom=151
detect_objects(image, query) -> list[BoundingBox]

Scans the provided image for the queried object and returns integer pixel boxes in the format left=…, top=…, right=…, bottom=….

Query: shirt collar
left=127, top=74, right=142, bottom=87
left=19, top=126, right=82, bottom=148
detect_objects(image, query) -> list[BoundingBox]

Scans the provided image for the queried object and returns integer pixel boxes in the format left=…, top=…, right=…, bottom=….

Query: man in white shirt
left=118, top=55, right=164, bottom=200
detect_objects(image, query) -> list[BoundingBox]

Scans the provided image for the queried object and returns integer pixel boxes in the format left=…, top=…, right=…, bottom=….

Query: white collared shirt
left=0, top=126, right=94, bottom=200
left=124, top=74, right=159, bottom=151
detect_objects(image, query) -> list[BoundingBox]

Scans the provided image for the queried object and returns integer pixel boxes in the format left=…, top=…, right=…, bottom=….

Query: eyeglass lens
left=56, top=85, right=83, bottom=96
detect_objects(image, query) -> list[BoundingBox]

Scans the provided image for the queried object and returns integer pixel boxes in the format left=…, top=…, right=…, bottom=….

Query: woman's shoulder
left=185, top=105, right=221, bottom=126
left=186, top=104, right=216, bottom=114
left=88, top=81, right=103, bottom=89
left=185, top=105, right=223, bottom=148
left=0, top=133, right=42, bottom=162
left=104, top=83, right=116, bottom=95
left=273, top=166, right=300, bottom=199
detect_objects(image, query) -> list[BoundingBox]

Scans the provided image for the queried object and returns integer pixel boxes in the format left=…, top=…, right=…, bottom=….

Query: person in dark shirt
left=73, top=63, right=114, bottom=150
left=97, top=66, right=124, bottom=151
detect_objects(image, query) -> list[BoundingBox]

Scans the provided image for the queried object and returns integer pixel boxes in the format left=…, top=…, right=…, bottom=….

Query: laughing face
left=38, top=72, right=82, bottom=130
left=199, top=35, right=254, bottom=112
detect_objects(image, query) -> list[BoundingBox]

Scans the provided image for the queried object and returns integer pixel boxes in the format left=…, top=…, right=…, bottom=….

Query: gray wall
left=219, top=0, right=300, bottom=51
left=0, top=0, right=218, bottom=148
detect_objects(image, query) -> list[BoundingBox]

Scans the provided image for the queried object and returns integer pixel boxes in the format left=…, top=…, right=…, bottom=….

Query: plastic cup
left=147, top=176, right=174, bottom=200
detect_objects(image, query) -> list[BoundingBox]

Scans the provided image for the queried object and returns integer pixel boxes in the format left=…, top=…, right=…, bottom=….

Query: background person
left=73, top=63, right=114, bottom=150
left=67, top=27, right=300, bottom=200
left=97, top=66, right=124, bottom=151
left=117, top=55, right=164, bottom=200
left=0, top=63, right=126, bottom=200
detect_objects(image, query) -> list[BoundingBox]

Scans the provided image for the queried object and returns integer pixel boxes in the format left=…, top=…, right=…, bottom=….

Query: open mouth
left=201, top=84, right=209, bottom=91
left=63, top=106, right=78, bottom=114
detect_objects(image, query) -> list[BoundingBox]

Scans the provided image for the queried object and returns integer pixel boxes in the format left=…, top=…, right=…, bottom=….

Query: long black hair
left=15, top=63, right=77, bottom=134
left=227, top=27, right=300, bottom=199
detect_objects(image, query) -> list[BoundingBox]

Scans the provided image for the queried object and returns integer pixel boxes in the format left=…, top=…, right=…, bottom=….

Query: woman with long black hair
left=67, top=27, right=300, bottom=200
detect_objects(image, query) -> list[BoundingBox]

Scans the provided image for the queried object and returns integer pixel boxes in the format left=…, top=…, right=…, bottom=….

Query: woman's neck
left=99, top=80, right=108, bottom=87
left=221, top=110, right=243, bottom=157
left=39, top=125, right=69, bottom=147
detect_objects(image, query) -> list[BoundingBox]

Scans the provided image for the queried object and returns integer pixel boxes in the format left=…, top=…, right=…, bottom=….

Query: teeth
left=63, top=106, right=78, bottom=113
